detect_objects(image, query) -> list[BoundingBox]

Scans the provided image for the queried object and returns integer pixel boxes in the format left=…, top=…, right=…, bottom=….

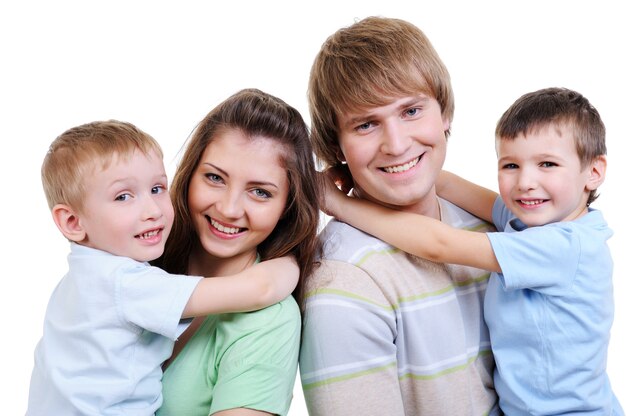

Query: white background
left=2, top=1, right=624, bottom=414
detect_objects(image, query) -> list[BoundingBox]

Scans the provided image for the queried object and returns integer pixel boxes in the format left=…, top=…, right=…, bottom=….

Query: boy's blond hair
left=496, top=87, right=606, bottom=205
left=308, top=16, right=454, bottom=169
left=41, top=120, right=162, bottom=213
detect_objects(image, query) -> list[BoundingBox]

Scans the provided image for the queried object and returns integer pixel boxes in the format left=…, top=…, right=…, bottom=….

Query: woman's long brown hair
left=154, top=89, right=320, bottom=306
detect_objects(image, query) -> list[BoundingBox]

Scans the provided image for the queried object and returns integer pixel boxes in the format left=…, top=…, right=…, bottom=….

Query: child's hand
left=328, top=164, right=353, bottom=194
left=319, top=166, right=352, bottom=217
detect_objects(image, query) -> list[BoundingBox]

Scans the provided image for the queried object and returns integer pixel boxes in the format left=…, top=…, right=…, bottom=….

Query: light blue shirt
left=27, top=243, right=201, bottom=416
left=486, top=197, right=623, bottom=415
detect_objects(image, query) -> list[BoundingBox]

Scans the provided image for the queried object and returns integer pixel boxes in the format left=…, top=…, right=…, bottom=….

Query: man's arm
left=436, top=170, right=498, bottom=224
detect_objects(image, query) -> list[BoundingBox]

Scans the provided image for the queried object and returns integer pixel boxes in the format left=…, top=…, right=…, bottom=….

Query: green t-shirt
left=156, top=296, right=301, bottom=416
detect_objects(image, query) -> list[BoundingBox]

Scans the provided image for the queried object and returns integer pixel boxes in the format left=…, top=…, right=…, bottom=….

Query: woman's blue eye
left=406, top=107, right=418, bottom=116
left=206, top=173, right=223, bottom=183
left=253, top=189, right=271, bottom=198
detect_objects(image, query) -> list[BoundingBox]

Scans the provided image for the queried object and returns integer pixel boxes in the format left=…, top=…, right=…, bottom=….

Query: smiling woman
left=188, top=130, right=290, bottom=265
left=153, top=88, right=320, bottom=416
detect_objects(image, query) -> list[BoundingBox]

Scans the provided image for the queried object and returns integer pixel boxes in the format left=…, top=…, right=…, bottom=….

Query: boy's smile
left=496, top=124, right=603, bottom=227
left=337, top=95, right=449, bottom=217
left=77, top=149, right=173, bottom=262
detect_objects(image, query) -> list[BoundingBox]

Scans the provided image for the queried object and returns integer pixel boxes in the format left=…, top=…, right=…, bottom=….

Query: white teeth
left=383, top=157, right=419, bottom=173
left=520, top=200, right=544, bottom=206
left=139, top=230, right=159, bottom=239
left=210, top=218, right=240, bottom=234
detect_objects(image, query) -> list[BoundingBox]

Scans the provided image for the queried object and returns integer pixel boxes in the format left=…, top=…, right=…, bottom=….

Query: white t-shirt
left=27, top=243, right=201, bottom=416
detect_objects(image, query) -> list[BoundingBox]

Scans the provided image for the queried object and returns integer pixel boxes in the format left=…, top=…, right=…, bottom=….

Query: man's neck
left=353, top=186, right=441, bottom=220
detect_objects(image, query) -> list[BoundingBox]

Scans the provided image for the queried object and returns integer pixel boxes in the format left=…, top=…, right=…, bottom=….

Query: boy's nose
left=517, top=168, right=538, bottom=191
left=143, top=196, right=163, bottom=220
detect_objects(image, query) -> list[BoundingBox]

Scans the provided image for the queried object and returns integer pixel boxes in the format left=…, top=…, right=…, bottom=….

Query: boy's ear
left=52, top=204, right=86, bottom=242
left=585, top=155, right=607, bottom=191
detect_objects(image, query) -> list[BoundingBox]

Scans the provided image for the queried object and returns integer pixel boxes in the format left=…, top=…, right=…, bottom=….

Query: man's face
left=336, top=95, right=449, bottom=216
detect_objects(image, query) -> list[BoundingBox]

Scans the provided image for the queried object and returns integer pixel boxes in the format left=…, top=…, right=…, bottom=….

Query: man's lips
left=380, top=154, right=423, bottom=173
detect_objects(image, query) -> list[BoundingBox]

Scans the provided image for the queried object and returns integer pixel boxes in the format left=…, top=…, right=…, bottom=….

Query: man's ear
left=585, top=155, right=607, bottom=191
left=443, top=117, right=451, bottom=133
left=52, top=204, right=86, bottom=242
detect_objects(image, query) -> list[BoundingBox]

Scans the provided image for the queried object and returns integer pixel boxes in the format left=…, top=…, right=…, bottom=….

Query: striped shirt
left=299, top=198, right=499, bottom=416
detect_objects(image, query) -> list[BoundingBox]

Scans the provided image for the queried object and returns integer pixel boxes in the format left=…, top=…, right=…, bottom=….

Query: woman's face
left=188, top=129, right=289, bottom=267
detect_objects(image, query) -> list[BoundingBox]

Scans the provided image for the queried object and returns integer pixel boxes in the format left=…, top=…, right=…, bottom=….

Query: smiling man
left=298, top=17, right=499, bottom=416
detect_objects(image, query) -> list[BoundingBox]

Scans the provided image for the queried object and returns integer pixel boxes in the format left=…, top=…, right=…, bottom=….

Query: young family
left=27, top=16, right=622, bottom=416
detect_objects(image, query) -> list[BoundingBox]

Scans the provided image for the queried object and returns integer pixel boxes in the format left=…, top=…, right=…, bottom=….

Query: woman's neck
left=187, top=244, right=258, bottom=277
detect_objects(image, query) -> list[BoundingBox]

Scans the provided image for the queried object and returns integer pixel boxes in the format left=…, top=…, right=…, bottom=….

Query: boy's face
left=77, top=149, right=174, bottom=262
left=496, top=124, right=597, bottom=227
left=336, top=95, right=449, bottom=215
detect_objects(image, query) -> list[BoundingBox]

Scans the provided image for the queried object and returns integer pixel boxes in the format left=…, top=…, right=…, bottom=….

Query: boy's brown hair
left=41, top=120, right=162, bottom=213
left=496, top=87, right=606, bottom=204
left=308, top=16, right=454, bottom=169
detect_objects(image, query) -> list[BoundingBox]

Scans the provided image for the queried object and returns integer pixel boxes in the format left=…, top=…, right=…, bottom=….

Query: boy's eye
left=151, top=185, right=166, bottom=194
left=502, top=163, right=518, bottom=169
left=539, top=161, right=557, bottom=168
left=115, top=193, right=130, bottom=202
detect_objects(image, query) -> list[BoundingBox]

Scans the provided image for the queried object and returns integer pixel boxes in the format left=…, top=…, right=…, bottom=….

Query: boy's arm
left=323, top=175, right=500, bottom=273
left=436, top=170, right=498, bottom=223
left=181, top=256, right=299, bottom=318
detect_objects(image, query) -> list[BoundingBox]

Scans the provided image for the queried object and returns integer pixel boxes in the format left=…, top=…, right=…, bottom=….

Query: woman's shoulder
left=219, top=295, right=300, bottom=332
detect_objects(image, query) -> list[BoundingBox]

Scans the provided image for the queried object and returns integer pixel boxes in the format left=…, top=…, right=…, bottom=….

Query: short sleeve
left=487, top=224, right=581, bottom=295
left=491, top=196, right=515, bottom=231
left=117, top=264, right=201, bottom=339
left=210, top=298, right=301, bottom=416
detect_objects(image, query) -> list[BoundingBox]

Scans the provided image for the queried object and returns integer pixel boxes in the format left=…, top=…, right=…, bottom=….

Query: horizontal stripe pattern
left=299, top=199, right=498, bottom=415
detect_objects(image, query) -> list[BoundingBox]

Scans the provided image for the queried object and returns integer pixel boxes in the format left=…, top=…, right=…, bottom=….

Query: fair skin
left=173, top=129, right=290, bottom=416
left=337, top=94, right=450, bottom=218
left=51, top=148, right=298, bottom=319
left=323, top=123, right=606, bottom=272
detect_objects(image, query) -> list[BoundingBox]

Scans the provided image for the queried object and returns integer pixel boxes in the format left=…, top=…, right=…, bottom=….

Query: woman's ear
left=585, top=155, right=607, bottom=191
left=335, top=148, right=346, bottom=163
left=52, top=204, right=86, bottom=242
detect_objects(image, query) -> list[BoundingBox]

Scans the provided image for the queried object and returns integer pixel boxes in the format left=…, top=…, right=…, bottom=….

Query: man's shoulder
left=440, top=198, right=495, bottom=232
left=318, top=219, right=394, bottom=262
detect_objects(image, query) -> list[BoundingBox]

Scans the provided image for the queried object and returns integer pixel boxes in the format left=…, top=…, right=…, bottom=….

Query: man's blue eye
left=356, top=122, right=371, bottom=131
